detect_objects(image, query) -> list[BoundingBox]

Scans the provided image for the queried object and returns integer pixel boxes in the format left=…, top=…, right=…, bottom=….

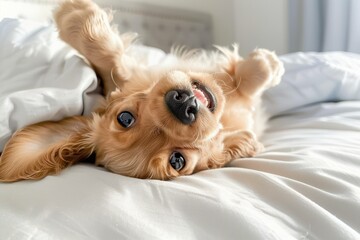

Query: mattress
left=1, top=19, right=360, bottom=240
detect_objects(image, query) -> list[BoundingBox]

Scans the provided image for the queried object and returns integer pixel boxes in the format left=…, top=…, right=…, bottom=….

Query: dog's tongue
left=193, top=88, right=208, bottom=107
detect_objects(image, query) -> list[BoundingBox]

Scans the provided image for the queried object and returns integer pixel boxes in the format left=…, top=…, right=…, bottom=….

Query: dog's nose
left=165, top=89, right=199, bottom=125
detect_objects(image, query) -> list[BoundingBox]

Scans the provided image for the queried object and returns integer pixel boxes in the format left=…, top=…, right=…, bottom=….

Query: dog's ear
left=0, top=116, right=94, bottom=182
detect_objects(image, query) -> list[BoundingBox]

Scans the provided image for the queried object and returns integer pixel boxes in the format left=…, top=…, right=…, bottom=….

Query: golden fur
left=0, top=0, right=284, bottom=182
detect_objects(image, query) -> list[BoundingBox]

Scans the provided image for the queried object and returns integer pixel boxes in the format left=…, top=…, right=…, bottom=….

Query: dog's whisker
left=110, top=66, right=122, bottom=90
left=224, top=77, right=241, bottom=96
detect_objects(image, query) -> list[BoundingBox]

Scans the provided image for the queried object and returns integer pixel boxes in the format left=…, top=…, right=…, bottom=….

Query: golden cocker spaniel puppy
left=0, top=0, right=284, bottom=182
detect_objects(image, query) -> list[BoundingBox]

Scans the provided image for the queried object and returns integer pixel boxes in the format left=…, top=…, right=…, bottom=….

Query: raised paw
left=248, top=48, right=284, bottom=88
left=54, top=0, right=128, bottom=95
left=54, top=0, right=111, bottom=45
left=235, top=48, right=284, bottom=98
left=55, top=0, right=103, bottom=14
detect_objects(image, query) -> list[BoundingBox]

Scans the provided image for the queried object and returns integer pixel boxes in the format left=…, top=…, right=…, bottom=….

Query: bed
left=1, top=1, right=360, bottom=239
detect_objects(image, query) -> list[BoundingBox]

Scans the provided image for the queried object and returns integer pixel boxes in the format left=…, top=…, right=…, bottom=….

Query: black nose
left=165, top=89, right=199, bottom=125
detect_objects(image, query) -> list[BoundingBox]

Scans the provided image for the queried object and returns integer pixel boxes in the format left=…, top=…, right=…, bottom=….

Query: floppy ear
left=0, top=116, right=94, bottom=182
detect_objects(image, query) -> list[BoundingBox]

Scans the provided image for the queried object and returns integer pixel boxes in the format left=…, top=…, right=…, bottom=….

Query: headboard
left=0, top=0, right=213, bottom=52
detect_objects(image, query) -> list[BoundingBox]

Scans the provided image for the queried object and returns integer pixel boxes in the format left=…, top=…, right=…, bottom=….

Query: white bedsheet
left=1, top=19, right=360, bottom=240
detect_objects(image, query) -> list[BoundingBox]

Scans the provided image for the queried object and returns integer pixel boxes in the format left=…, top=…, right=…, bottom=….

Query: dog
left=0, top=0, right=284, bottom=182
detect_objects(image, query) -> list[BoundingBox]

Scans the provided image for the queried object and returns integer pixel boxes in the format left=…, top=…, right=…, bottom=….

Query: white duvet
left=0, top=18, right=102, bottom=150
left=1, top=19, right=360, bottom=240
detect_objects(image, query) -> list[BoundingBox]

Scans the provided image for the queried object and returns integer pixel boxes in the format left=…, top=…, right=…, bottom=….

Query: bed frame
left=0, top=0, right=213, bottom=52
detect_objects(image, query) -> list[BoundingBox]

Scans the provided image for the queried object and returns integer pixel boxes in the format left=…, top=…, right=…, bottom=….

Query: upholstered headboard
left=0, top=0, right=213, bottom=52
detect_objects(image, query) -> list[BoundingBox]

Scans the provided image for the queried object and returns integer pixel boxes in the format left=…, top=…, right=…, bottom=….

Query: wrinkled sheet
left=1, top=19, right=360, bottom=240
left=0, top=18, right=102, bottom=150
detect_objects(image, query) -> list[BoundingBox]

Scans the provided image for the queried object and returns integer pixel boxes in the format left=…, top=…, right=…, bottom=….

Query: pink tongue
left=193, top=89, right=208, bottom=107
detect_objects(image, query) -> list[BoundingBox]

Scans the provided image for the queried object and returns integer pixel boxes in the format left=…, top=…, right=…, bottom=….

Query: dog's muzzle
left=165, top=89, right=199, bottom=125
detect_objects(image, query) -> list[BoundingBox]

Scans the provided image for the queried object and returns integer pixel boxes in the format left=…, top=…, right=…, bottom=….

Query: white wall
left=95, top=0, right=288, bottom=55
left=234, top=0, right=288, bottom=55
left=1, top=0, right=287, bottom=56
left=116, top=0, right=288, bottom=56
left=98, top=0, right=236, bottom=47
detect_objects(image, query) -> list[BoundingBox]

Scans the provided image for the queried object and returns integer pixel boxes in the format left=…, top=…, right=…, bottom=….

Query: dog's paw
left=224, top=131, right=263, bottom=160
left=248, top=48, right=284, bottom=88
left=54, top=0, right=110, bottom=42
left=234, top=48, right=284, bottom=97
left=206, top=131, right=263, bottom=169
left=55, top=0, right=96, bottom=14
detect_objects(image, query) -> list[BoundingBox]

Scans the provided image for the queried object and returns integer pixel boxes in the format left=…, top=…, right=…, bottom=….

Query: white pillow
left=263, top=51, right=360, bottom=117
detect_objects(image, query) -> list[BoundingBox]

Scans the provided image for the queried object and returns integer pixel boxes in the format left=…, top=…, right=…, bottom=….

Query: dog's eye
left=169, top=152, right=185, bottom=171
left=117, top=111, right=135, bottom=128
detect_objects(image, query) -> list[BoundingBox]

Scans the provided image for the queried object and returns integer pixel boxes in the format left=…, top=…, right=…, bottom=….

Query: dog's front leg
left=54, top=0, right=133, bottom=95
left=234, top=48, right=284, bottom=98
left=223, top=130, right=263, bottom=158
left=208, top=131, right=263, bottom=169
